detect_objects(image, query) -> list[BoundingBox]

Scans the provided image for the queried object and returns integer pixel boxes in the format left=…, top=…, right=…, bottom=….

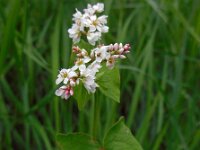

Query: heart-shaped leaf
left=56, top=133, right=101, bottom=150
left=96, top=64, right=120, bottom=103
left=103, top=117, right=143, bottom=150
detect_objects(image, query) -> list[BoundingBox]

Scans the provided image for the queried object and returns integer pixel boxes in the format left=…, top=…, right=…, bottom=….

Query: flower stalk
left=91, top=93, right=100, bottom=139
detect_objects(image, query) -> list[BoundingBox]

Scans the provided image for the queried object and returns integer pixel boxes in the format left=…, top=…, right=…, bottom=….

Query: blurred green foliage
left=0, top=0, right=200, bottom=149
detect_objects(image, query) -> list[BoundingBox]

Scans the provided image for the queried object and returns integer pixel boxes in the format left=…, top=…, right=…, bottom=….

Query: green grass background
left=0, top=0, right=200, bottom=149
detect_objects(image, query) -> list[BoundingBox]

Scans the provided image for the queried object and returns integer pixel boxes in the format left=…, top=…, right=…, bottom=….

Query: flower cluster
left=55, top=3, right=131, bottom=100
left=68, top=3, right=109, bottom=45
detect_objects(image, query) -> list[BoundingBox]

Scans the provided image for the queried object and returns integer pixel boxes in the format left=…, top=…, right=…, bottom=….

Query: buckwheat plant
left=56, top=3, right=143, bottom=150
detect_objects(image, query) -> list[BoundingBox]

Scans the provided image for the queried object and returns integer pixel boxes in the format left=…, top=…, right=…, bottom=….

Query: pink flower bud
left=72, top=46, right=80, bottom=53
left=118, top=48, right=124, bottom=54
left=113, top=55, right=120, bottom=59
left=119, top=43, right=123, bottom=49
left=108, top=44, right=114, bottom=51
left=124, top=44, right=131, bottom=51
left=119, top=55, right=126, bottom=59
left=114, top=43, right=119, bottom=50
left=81, top=49, right=88, bottom=56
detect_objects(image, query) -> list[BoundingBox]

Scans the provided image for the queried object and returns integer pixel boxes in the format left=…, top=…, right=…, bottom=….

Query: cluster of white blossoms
left=68, top=3, right=109, bottom=45
left=55, top=3, right=131, bottom=100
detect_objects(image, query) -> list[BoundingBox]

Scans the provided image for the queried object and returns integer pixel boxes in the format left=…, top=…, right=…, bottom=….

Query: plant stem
left=92, top=92, right=100, bottom=140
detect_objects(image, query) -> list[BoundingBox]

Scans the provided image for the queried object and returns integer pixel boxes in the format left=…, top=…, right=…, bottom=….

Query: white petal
left=70, top=89, right=74, bottom=96
left=89, top=25, right=96, bottom=32
left=79, top=64, right=86, bottom=72
left=55, top=88, right=64, bottom=96
left=90, top=15, right=97, bottom=21
left=64, top=94, right=70, bottom=100
left=84, top=84, right=91, bottom=93
left=96, top=57, right=102, bottom=62
left=93, top=3, right=104, bottom=13
left=68, top=28, right=75, bottom=34
left=101, top=26, right=109, bottom=33
left=60, top=85, right=67, bottom=89
left=90, top=62, right=101, bottom=73
left=63, top=78, right=69, bottom=84
left=98, top=15, right=107, bottom=24
left=83, top=57, right=91, bottom=63
left=71, top=65, right=78, bottom=71
left=87, top=32, right=101, bottom=46
left=68, top=71, right=77, bottom=78
left=96, top=25, right=102, bottom=32
left=73, top=36, right=80, bottom=43
left=56, top=77, right=63, bottom=85
left=85, top=76, right=95, bottom=85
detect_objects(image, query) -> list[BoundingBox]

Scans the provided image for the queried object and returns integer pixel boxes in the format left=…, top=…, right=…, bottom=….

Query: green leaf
left=56, top=133, right=101, bottom=150
left=73, top=81, right=91, bottom=110
left=103, top=117, right=143, bottom=150
left=76, top=39, right=94, bottom=51
left=96, top=64, right=120, bottom=103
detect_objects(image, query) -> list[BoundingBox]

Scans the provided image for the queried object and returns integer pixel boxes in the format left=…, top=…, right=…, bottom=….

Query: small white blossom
left=72, top=56, right=91, bottom=72
left=87, top=15, right=109, bottom=33
left=88, top=61, right=102, bottom=75
left=68, top=24, right=81, bottom=43
left=73, top=9, right=83, bottom=23
left=80, top=67, right=98, bottom=93
left=106, top=56, right=115, bottom=69
left=55, top=85, right=74, bottom=100
left=84, top=4, right=96, bottom=15
left=93, top=3, right=104, bottom=13
left=56, top=69, right=77, bottom=85
left=69, top=78, right=79, bottom=87
left=87, top=32, right=101, bottom=45
left=93, top=46, right=110, bottom=62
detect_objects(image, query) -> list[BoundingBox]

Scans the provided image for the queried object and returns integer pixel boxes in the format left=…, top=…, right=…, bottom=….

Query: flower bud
left=124, top=44, right=131, bottom=51
left=114, top=43, right=119, bottom=50
left=119, top=55, right=126, bottom=59
left=72, top=46, right=81, bottom=53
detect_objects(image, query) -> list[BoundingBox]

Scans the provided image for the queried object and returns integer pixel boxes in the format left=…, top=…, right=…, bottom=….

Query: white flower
left=93, top=46, right=110, bottom=62
left=55, top=85, right=74, bottom=100
left=87, top=32, right=101, bottom=45
left=87, top=15, right=109, bottom=33
left=84, top=4, right=95, bottom=15
left=106, top=56, right=115, bottom=69
left=76, top=49, right=89, bottom=58
left=93, top=3, right=104, bottom=13
left=56, top=69, right=77, bottom=85
left=73, top=9, right=83, bottom=23
left=69, top=78, right=79, bottom=87
left=84, top=3, right=104, bottom=14
left=80, top=67, right=98, bottom=93
left=72, top=56, right=91, bottom=72
left=68, top=24, right=81, bottom=43
left=88, top=61, right=102, bottom=75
